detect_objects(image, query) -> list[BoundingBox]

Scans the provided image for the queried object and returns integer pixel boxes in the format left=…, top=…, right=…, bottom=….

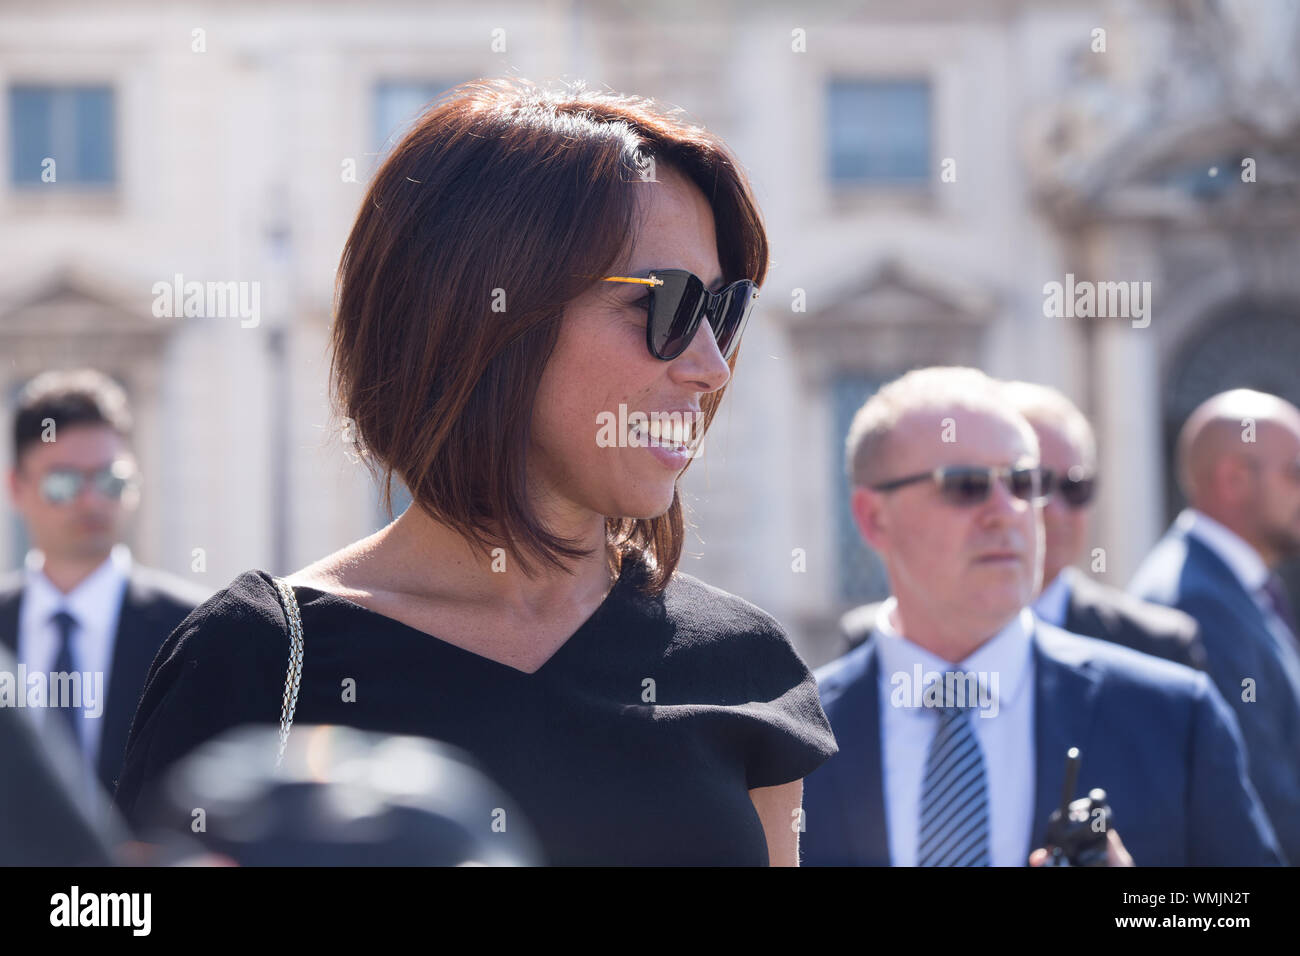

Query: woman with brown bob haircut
left=115, top=77, right=837, bottom=865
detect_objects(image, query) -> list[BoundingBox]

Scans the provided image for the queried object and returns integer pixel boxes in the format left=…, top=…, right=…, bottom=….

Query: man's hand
left=1029, top=828, right=1134, bottom=866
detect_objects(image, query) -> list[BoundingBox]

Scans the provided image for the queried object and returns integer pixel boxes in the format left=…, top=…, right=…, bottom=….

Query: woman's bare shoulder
left=280, top=538, right=395, bottom=605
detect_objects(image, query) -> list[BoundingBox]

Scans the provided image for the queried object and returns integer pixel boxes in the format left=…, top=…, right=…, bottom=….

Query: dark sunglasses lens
left=649, top=271, right=705, bottom=359
left=940, top=469, right=992, bottom=506
left=1061, top=477, right=1095, bottom=507
left=94, top=469, right=128, bottom=499
left=711, top=282, right=756, bottom=359
left=1010, top=468, right=1041, bottom=500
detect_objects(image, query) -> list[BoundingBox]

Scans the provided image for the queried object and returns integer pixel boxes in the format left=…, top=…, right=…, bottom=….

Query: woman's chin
left=614, top=485, right=678, bottom=522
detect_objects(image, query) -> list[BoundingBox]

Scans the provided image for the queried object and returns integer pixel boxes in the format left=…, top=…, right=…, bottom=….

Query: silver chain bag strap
left=269, top=577, right=305, bottom=766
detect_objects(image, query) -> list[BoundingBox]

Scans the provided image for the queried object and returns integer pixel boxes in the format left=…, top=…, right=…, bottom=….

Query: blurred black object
left=0, top=645, right=126, bottom=865
left=133, top=724, right=545, bottom=865
left=1041, top=747, right=1113, bottom=867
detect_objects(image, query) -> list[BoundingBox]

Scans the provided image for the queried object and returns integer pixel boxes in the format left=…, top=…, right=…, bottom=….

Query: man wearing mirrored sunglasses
left=997, top=381, right=1207, bottom=671
left=801, top=366, right=1282, bottom=866
left=1, top=369, right=210, bottom=814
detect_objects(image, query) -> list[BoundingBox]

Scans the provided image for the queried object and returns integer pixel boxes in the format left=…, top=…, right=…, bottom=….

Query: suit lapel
left=1184, top=535, right=1267, bottom=626
left=1030, top=623, right=1104, bottom=852
left=95, top=573, right=164, bottom=793
left=1183, top=534, right=1300, bottom=684
left=826, top=641, right=891, bottom=864
left=0, top=576, right=22, bottom=655
left=1062, top=572, right=1088, bottom=636
left=1062, top=568, right=1107, bottom=639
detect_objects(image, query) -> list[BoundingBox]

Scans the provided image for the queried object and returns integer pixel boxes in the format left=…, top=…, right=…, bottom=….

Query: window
left=831, top=372, right=891, bottom=604
left=9, top=85, right=116, bottom=187
left=372, top=80, right=456, bottom=160
left=827, top=79, right=931, bottom=186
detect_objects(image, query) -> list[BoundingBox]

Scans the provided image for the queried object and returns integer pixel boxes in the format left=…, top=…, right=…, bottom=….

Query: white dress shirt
left=874, top=598, right=1038, bottom=866
left=1032, top=570, right=1073, bottom=629
left=17, top=544, right=131, bottom=773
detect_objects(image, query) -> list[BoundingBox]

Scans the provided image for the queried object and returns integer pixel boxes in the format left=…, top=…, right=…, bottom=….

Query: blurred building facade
left=3, top=0, right=1298, bottom=664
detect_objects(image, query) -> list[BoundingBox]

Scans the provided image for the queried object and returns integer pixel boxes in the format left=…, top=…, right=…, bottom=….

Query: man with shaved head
left=1131, top=388, right=1300, bottom=862
left=801, top=367, right=1282, bottom=866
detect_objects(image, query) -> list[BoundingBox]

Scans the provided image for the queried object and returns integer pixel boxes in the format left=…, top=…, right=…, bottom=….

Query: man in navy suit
left=1, top=370, right=210, bottom=814
left=802, top=367, right=1282, bottom=866
left=1130, top=388, right=1300, bottom=864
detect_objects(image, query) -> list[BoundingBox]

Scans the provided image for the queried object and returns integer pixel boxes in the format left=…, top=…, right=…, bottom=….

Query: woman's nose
left=669, top=320, right=731, bottom=393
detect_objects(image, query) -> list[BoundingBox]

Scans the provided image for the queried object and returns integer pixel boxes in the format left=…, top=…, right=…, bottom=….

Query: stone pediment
left=0, top=267, right=175, bottom=378
left=0, top=266, right=167, bottom=338
left=787, top=258, right=995, bottom=377
left=795, top=257, right=996, bottom=331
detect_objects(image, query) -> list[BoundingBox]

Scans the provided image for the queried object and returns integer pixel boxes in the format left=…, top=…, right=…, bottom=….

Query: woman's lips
left=627, top=416, right=697, bottom=470
left=644, top=442, right=690, bottom=470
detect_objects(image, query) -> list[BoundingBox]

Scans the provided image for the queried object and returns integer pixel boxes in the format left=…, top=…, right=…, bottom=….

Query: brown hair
left=330, top=77, right=769, bottom=593
left=13, top=368, right=133, bottom=466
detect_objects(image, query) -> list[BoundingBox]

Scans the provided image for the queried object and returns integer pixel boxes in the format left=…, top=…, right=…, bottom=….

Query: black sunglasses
left=1042, top=467, right=1096, bottom=509
left=870, top=464, right=1048, bottom=507
left=602, top=270, right=759, bottom=361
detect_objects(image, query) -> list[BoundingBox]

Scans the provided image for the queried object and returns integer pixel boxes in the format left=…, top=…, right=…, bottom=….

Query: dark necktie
left=917, top=687, right=991, bottom=866
left=1258, top=575, right=1300, bottom=686
left=49, top=609, right=84, bottom=757
left=1260, top=574, right=1299, bottom=638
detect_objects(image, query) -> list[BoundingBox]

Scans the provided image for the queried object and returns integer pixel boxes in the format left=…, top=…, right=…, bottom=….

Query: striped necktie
left=918, top=691, right=991, bottom=866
